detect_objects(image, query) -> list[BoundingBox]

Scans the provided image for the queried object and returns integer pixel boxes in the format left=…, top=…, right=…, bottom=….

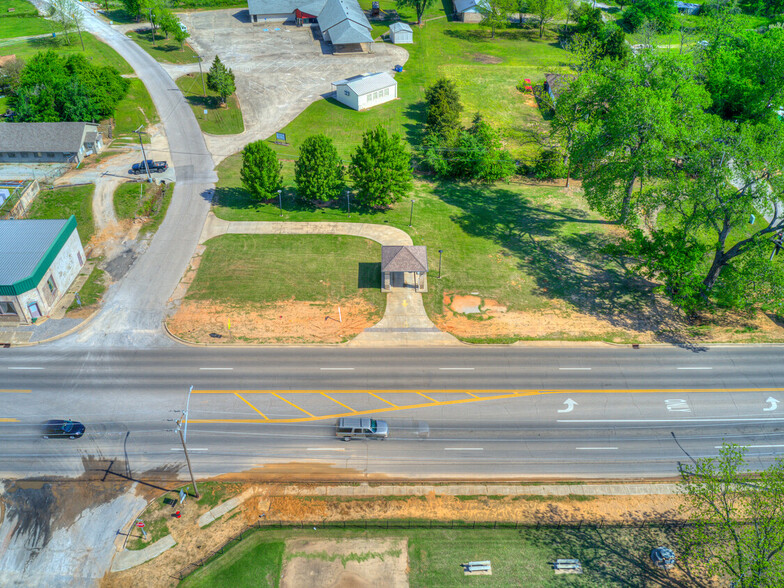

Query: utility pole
left=174, top=386, right=200, bottom=498
left=346, top=190, right=351, bottom=218
left=148, top=8, right=155, bottom=45
left=133, top=125, right=152, bottom=183
left=409, top=199, right=415, bottom=227
left=197, top=55, right=206, bottom=98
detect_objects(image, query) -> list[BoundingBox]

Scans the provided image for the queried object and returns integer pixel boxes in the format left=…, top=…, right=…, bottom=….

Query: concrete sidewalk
left=196, top=213, right=459, bottom=346
left=284, top=482, right=680, bottom=497
left=111, top=535, right=176, bottom=572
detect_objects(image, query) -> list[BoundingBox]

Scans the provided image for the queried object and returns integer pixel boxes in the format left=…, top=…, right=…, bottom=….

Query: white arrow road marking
left=557, top=399, right=578, bottom=413
left=764, top=397, right=780, bottom=412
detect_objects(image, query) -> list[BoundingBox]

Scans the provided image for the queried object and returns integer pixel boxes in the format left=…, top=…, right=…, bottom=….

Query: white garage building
left=332, top=72, right=397, bottom=111
left=0, top=216, right=85, bottom=325
left=389, top=22, right=413, bottom=44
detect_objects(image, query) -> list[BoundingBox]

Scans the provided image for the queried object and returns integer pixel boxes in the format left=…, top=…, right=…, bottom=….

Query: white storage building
left=332, top=72, right=397, bottom=111
left=389, top=22, right=413, bottom=44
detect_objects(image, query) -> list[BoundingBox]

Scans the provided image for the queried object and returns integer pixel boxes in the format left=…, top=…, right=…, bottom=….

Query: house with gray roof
left=0, top=122, right=103, bottom=164
left=332, top=72, right=397, bottom=110
left=453, top=0, right=488, bottom=22
left=544, top=73, right=577, bottom=106
left=247, top=0, right=372, bottom=50
left=381, top=245, right=428, bottom=292
left=0, top=216, right=85, bottom=325
left=389, top=22, right=413, bottom=44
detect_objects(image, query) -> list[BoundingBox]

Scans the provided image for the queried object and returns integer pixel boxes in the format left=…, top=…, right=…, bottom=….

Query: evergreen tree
left=294, top=134, right=344, bottom=202
left=424, top=78, right=462, bottom=141
left=240, top=140, right=282, bottom=201
left=206, top=55, right=236, bottom=105
left=349, top=126, right=412, bottom=208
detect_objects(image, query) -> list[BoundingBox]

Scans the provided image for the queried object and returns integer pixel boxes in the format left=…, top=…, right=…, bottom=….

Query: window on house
left=8, top=153, right=15, bottom=158
left=77, top=251, right=83, bottom=265
left=0, top=301, right=17, bottom=316
left=344, top=90, right=349, bottom=96
left=47, top=153, right=55, bottom=157
left=46, top=275, right=57, bottom=294
left=35, top=152, right=42, bottom=158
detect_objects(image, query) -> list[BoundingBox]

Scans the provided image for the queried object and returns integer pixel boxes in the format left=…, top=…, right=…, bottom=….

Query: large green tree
left=678, top=444, right=784, bottom=588
left=294, top=134, right=344, bottom=202
left=349, top=126, right=412, bottom=208
left=395, top=0, right=435, bottom=25
left=240, top=140, right=282, bottom=201
left=206, top=55, right=236, bottom=105
left=623, top=0, right=676, bottom=32
left=478, top=0, right=514, bottom=39
left=450, top=114, right=515, bottom=181
left=424, top=77, right=462, bottom=142
left=529, top=0, right=565, bottom=39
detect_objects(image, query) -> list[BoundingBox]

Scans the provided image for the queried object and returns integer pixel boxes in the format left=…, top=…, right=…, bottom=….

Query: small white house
left=389, top=22, right=413, bottom=44
left=332, top=72, right=397, bottom=111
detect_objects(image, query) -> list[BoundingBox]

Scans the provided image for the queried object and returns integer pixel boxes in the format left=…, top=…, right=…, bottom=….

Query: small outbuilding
left=388, top=22, right=413, bottom=44
left=0, top=216, right=85, bottom=324
left=675, top=1, right=700, bottom=15
left=452, top=0, right=486, bottom=22
left=332, top=72, right=397, bottom=111
left=544, top=73, right=577, bottom=106
left=381, top=245, right=428, bottom=292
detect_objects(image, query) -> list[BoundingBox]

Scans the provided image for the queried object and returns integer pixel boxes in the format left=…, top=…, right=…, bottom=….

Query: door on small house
left=28, top=302, right=42, bottom=319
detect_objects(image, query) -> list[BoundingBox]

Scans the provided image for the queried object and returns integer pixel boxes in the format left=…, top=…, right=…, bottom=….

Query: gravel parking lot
left=177, top=9, right=409, bottom=164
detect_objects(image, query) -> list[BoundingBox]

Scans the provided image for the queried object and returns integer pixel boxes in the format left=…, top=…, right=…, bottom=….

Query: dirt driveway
left=177, top=9, right=409, bottom=164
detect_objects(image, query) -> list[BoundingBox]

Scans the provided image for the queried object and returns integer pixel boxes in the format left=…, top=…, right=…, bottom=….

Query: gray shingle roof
left=333, top=72, right=396, bottom=95
left=389, top=22, right=412, bottom=33
left=0, top=218, right=70, bottom=286
left=247, top=0, right=301, bottom=14
left=325, top=18, right=373, bottom=44
left=544, top=73, right=577, bottom=102
left=381, top=246, right=428, bottom=273
left=0, top=122, right=92, bottom=154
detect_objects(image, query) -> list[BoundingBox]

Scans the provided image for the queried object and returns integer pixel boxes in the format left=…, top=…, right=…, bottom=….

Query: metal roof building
left=0, top=216, right=86, bottom=324
left=389, top=22, right=413, bottom=44
left=332, top=72, right=398, bottom=110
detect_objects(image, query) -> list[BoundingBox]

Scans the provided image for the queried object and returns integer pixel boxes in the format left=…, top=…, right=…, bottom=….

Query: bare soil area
left=439, top=293, right=784, bottom=344
left=281, top=538, right=408, bottom=588
left=167, top=297, right=380, bottom=344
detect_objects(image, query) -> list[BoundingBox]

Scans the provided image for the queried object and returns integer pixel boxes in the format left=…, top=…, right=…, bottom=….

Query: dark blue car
left=43, top=419, right=85, bottom=439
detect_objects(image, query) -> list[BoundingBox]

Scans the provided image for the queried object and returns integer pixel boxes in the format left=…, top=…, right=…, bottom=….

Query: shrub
left=240, top=140, right=282, bottom=200
left=533, top=148, right=567, bottom=180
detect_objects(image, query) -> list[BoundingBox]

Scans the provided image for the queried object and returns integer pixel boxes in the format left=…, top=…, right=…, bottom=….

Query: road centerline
left=575, top=447, right=618, bottom=450
left=199, top=367, right=233, bottom=371
left=444, top=447, right=484, bottom=451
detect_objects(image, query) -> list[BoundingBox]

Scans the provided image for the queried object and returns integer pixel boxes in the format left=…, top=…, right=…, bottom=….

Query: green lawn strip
left=113, top=180, right=175, bottom=237
left=67, top=266, right=107, bottom=311
left=180, top=538, right=284, bottom=588
left=170, top=0, right=246, bottom=9
left=0, top=32, right=133, bottom=73
left=0, top=0, right=39, bottom=16
left=264, top=18, right=569, bottom=162
left=126, top=28, right=198, bottom=64
left=113, top=78, right=160, bottom=137
left=180, top=525, right=679, bottom=587
left=213, top=153, right=630, bottom=319
left=175, top=73, right=244, bottom=135
left=194, top=481, right=243, bottom=510
left=0, top=15, right=51, bottom=39
left=126, top=516, right=171, bottom=550
left=26, top=184, right=95, bottom=245
left=188, top=234, right=386, bottom=318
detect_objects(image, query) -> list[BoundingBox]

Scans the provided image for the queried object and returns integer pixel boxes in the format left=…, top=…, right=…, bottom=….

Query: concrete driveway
left=177, top=9, right=409, bottom=164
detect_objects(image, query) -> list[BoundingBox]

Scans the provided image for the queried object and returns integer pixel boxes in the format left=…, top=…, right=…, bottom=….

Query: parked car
left=130, top=160, right=168, bottom=174
left=43, top=419, right=85, bottom=439
left=336, top=417, right=388, bottom=441
left=178, top=22, right=187, bottom=32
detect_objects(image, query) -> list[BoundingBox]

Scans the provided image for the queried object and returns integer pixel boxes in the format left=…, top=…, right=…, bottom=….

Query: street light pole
left=175, top=385, right=200, bottom=498
left=148, top=8, right=154, bottom=45
left=197, top=55, right=206, bottom=98
left=347, top=190, right=351, bottom=218
left=409, top=199, right=415, bottom=227
left=133, top=125, right=152, bottom=183
left=278, top=189, right=283, bottom=217
left=438, top=249, right=443, bottom=279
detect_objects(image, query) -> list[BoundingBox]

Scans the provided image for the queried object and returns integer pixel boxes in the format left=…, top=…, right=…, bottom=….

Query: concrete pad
left=110, top=535, right=176, bottom=572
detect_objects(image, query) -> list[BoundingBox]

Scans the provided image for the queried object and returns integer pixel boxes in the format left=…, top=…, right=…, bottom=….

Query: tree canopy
left=349, top=126, right=412, bottom=208
left=206, top=55, right=236, bottom=105
left=294, top=134, right=344, bottom=202
left=240, top=140, right=282, bottom=201
left=395, top=0, right=435, bottom=25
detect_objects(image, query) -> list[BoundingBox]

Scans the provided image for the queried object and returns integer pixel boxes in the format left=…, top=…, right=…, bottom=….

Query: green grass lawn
left=126, top=515, right=170, bottom=550
left=265, top=17, right=570, bottom=163
left=0, top=0, right=38, bottom=16
left=188, top=234, right=386, bottom=314
left=211, top=153, right=635, bottom=328
left=68, top=266, right=107, bottom=311
left=0, top=15, right=51, bottom=39
left=126, top=28, right=198, bottom=64
left=0, top=32, right=133, bottom=73
left=175, top=73, right=244, bottom=135
left=180, top=525, right=682, bottom=587
left=26, top=184, right=95, bottom=245
left=114, top=78, right=160, bottom=136
left=113, top=180, right=174, bottom=237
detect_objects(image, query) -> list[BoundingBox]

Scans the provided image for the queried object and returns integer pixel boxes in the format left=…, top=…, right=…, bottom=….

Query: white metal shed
left=332, top=72, right=397, bottom=111
left=389, top=22, right=413, bottom=44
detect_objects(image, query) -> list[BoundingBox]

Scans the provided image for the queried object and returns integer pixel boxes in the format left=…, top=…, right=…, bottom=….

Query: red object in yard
left=175, top=511, right=181, bottom=518
left=137, top=522, right=145, bottom=528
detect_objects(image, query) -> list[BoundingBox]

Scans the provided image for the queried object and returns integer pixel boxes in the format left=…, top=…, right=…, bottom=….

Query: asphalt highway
left=2, top=344, right=783, bottom=480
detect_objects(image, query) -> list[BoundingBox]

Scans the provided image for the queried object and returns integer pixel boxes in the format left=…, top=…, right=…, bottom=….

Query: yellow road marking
left=234, top=393, right=267, bottom=420
left=271, top=392, right=314, bottom=417
left=465, top=392, right=478, bottom=398
left=321, top=393, right=355, bottom=412
left=417, top=391, right=436, bottom=402
left=0, top=418, right=19, bottom=422
left=194, top=387, right=784, bottom=395
left=0, top=390, right=31, bottom=393
left=369, top=392, right=396, bottom=407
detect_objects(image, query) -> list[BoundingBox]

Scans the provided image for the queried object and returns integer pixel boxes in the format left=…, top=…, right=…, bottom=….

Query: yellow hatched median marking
left=321, top=393, right=355, bottom=412
left=369, top=392, right=396, bottom=407
left=271, top=392, right=314, bottom=417
left=234, top=393, right=268, bottom=420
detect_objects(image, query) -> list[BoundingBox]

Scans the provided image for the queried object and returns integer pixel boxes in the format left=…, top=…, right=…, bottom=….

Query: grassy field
left=113, top=78, right=159, bottom=136
left=0, top=32, right=134, bottom=73
left=188, top=234, right=386, bottom=312
left=175, top=73, right=244, bottom=135
left=180, top=525, right=683, bottom=587
left=211, top=153, right=631, bottom=323
left=113, top=180, right=174, bottom=237
left=26, top=184, right=95, bottom=245
left=265, top=14, right=570, bottom=163
left=0, top=0, right=52, bottom=40
left=126, top=28, right=198, bottom=64
left=68, top=266, right=106, bottom=310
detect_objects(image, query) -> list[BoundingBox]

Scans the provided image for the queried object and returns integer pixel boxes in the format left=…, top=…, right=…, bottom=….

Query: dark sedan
left=43, top=419, right=85, bottom=439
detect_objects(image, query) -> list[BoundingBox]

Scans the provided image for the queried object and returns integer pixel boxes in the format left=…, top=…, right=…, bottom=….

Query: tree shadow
left=403, top=101, right=427, bottom=152
left=443, top=28, right=541, bottom=42
left=433, top=180, right=699, bottom=347
left=358, top=262, right=381, bottom=288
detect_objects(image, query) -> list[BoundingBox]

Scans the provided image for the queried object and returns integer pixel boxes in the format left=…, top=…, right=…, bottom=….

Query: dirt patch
left=437, top=293, right=784, bottom=344
left=167, top=297, right=381, bottom=344
left=449, top=295, right=481, bottom=314
left=472, top=53, right=503, bottom=64
left=281, top=538, right=408, bottom=588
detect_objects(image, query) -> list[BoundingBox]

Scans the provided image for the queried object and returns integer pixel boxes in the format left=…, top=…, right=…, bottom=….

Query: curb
left=11, top=306, right=102, bottom=347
